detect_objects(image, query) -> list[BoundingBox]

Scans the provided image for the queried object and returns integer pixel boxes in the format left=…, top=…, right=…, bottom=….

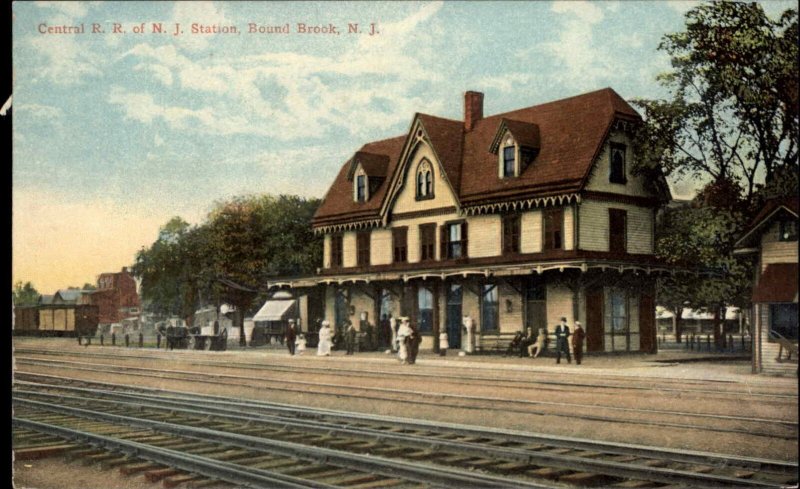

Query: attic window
left=416, top=159, right=434, bottom=200
left=503, top=146, right=515, bottom=178
left=779, top=219, right=798, bottom=242
left=610, top=143, right=627, bottom=184
left=356, top=174, right=367, bottom=202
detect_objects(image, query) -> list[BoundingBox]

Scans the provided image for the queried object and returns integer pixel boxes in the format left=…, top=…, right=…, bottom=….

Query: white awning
left=252, top=300, right=295, bottom=322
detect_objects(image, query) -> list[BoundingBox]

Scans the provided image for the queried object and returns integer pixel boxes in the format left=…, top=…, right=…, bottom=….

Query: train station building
left=273, top=88, right=675, bottom=354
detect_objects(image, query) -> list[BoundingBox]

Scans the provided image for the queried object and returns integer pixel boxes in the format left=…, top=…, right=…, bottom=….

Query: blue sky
left=12, top=1, right=795, bottom=293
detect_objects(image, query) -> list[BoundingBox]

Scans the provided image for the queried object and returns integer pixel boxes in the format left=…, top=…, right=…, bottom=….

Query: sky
left=12, top=0, right=795, bottom=295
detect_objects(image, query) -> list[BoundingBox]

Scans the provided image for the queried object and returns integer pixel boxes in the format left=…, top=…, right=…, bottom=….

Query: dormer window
left=356, top=174, right=366, bottom=202
left=610, top=143, right=627, bottom=184
left=416, top=159, right=434, bottom=200
left=503, top=146, right=516, bottom=178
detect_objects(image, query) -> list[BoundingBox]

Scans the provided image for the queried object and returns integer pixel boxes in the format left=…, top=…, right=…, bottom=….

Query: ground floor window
left=770, top=303, right=798, bottom=340
left=481, top=284, right=499, bottom=332
left=417, top=286, right=434, bottom=333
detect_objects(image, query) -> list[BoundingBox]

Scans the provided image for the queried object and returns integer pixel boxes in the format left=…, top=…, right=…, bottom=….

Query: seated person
left=504, top=331, right=525, bottom=357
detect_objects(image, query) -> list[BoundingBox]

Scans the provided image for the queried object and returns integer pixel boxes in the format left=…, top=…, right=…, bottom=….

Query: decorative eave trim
left=461, top=193, right=581, bottom=216
left=611, top=116, right=639, bottom=134
left=313, top=218, right=383, bottom=235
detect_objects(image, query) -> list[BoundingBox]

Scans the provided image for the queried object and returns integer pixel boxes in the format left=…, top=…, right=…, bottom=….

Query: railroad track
left=15, top=347, right=798, bottom=401
left=13, top=376, right=798, bottom=488
left=15, top=358, right=798, bottom=441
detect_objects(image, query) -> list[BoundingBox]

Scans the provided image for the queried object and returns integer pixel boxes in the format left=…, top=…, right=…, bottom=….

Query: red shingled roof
left=313, top=88, right=641, bottom=226
left=313, top=136, right=406, bottom=225
left=752, top=263, right=798, bottom=303
left=735, top=196, right=800, bottom=249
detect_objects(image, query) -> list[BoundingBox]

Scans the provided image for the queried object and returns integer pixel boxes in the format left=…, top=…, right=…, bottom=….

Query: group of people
left=504, top=317, right=586, bottom=365
left=284, top=314, right=586, bottom=365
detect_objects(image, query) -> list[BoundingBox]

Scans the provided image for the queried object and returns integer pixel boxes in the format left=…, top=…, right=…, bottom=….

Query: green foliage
left=12, top=281, right=39, bottom=306
left=133, top=195, right=322, bottom=320
left=632, top=1, right=798, bottom=202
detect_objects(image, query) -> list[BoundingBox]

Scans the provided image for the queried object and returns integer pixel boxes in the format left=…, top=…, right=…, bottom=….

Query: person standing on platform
left=408, top=323, right=421, bottom=364
left=397, top=317, right=411, bottom=364
left=380, top=314, right=391, bottom=350
left=389, top=314, right=398, bottom=352
left=345, top=320, right=357, bottom=355
left=439, top=330, right=448, bottom=356
left=462, top=315, right=475, bottom=354
left=572, top=321, right=585, bottom=365
left=317, top=320, right=332, bottom=356
left=285, top=320, right=297, bottom=356
left=296, top=334, right=307, bottom=355
left=554, top=317, right=572, bottom=364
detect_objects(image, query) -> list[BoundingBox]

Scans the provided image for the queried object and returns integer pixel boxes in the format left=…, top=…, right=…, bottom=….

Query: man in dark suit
left=572, top=321, right=586, bottom=365
left=285, top=319, right=297, bottom=355
left=554, top=317, right=571, bottom=364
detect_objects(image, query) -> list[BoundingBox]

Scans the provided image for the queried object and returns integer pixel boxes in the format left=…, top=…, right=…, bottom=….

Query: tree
left=633, top=2, right=798, bottom=204
left=12, top=281, right=39, bottom=306
left=655, top=181, right=754, bottom=346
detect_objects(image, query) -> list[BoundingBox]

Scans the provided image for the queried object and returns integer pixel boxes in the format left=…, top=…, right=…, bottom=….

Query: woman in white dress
left=317, top=321, right=332, bottom=356
left=396, top=317, right=412, bottom=364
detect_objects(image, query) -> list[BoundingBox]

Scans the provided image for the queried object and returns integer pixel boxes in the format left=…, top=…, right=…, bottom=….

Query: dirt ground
left=11, top=338, right=799, bottom=489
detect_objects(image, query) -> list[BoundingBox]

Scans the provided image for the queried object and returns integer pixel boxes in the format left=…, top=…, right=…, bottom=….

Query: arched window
left=415, top=159, right=434, bottom=200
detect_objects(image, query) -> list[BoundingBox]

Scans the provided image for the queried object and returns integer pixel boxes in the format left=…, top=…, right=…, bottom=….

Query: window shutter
left=462, top=221, right=469, bottom=257
left=440, top=225, right=447, bottom=260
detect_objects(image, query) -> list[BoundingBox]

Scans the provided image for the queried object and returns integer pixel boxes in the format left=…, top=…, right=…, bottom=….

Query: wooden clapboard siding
left=521, top=209, right=542, bottom=253
left=760, top=222, right=798, bottom=271
left=392, top=141, right=458, bottom=214
left=470, top=214, right=502, bottom=258
left=323, top=234, right=331, bottom=269
left=370, top=229, right=392, bottom=266
left=546, top=284, right=573, bottom=331
left=343, top=232, right=357, bottom=268
left=498, top=281, right=523, bottom=334
left=585, top=132, right=651, bottom=197
left=579, top=199, right=654, bottom=254
left=564, top=206, right=575, bottom=250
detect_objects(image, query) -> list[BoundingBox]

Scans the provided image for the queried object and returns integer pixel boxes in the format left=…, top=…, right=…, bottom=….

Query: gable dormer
left=346, top=151, right=389, bottom=203
left=489, top=118, right=540, bottom=178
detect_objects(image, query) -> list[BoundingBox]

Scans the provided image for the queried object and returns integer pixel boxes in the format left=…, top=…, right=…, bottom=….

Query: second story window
left=330, top=235, right=343, bottom=268
left=609, top=208, right=627, bottom=253
left=779, top=219, right=798, bottom=242
left=442, top=221, right=468, bottom=259
left=420, top=223, right=436, bottom=261
left=502, top=214, right=521, bottom=253
left=356, top=175, right=366, bottom=202
left=392, top=227, right=408, bottom=263
left=544, top=208, right=563, bottom=251
left=609, top=143, right=627, bottom=184
left=356, top=231, right=370, bottom=266
left=503, top=146, right=516, bottom=178
left=416, top=159, right=434, bottom=200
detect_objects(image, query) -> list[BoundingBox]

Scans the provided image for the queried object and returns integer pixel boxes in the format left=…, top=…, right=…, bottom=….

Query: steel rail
left=16, top=357, right=798, bottom=428
left=13, top=417, right=335, bottom=489
left=15, top=375, right=798, bottom=475
left=15, top=387, right=791, bottom=488
left=16, top=347, right=798, bottom=396
left=15, top=383, right=798, bottom=483
left=14, top=398, right=552, bottom=489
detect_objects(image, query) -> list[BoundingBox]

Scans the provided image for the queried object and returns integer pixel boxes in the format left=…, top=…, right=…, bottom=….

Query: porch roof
left=752, top=263, right=798, bottom=304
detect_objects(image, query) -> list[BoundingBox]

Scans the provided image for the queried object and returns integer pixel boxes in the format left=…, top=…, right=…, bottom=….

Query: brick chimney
left=121, top=266, right=128, bottom=274
left=464, top=91, right=484, bottom=131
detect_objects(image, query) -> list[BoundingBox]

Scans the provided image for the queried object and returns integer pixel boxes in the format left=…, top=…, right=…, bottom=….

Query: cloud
left=35, top=1, right=90, bottom=18
left=536, top=1, right=619, bottom=90
left=28, top=34, right=103, bottom=85
left=118, top=3, right=447, bottom=141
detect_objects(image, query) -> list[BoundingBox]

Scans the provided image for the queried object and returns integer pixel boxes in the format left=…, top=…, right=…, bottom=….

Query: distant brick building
left=82, top=267, right=141, bottom=327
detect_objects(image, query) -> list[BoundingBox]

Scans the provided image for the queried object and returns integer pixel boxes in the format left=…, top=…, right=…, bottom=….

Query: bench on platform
left=478, top=332, right=522, bottom=354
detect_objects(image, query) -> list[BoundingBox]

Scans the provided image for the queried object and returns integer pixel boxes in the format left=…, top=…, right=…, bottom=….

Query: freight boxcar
left=13, top=304, right=99, bottom=337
